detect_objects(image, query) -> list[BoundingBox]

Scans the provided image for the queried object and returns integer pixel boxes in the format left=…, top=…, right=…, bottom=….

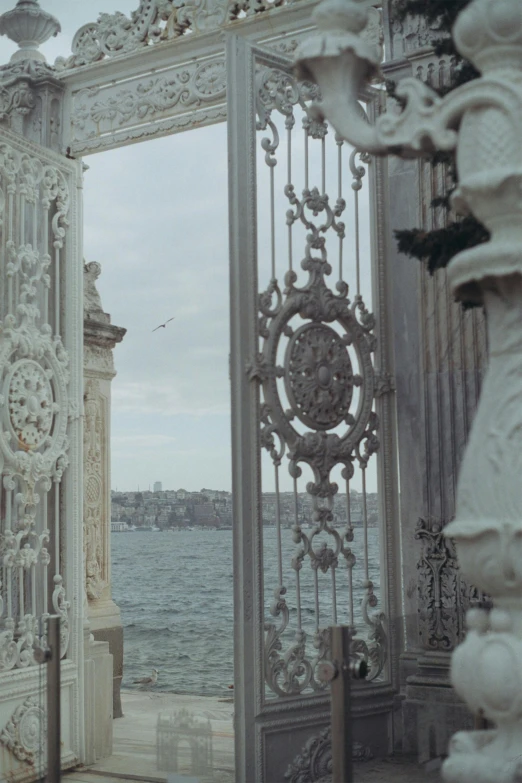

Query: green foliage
left=390, top=0, right=487, bottom=301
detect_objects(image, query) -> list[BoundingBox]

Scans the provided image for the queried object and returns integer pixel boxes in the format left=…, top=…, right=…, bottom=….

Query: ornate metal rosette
left=253, top=260, right=377, bottom=497
left=0, top=329, right=68, bottom=469
left=6, top=359, right=54, bottom=450
left=286, top=322, right=355, bottom=431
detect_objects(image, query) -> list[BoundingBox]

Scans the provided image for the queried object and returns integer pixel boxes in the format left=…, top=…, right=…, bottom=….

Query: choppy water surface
left=112, top=527, right=380, bottom=696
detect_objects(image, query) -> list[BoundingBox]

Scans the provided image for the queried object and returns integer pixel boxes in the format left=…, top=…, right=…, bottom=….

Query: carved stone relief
left=416, top=518, right=483, bottom=651
left=284, top=726, right=373, bottom=783
left=84, top=261, right=107, bottom=322
left=84, top=379, right=106, bottom=602
left=0, top=59, right=64, bottom=147
left=388, top=5, right=445, bottom=60
left=70, top=56, right=226, bottom=145
left=0, top=141, right=72, bottom=671
left=0, top=697, right=46, bottom=765
left=83, top=262, right=125, bottom=605
left=56, top=0, right=313, bottom=70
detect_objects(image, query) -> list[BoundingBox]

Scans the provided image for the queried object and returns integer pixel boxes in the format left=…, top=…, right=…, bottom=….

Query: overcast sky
left=0, top=0, right=377, bottom=494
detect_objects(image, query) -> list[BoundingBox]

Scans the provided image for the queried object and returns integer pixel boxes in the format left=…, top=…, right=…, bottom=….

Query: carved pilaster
left=380, top=0, right=488, bottom=758
left=83, top=261, right=126, bottom=719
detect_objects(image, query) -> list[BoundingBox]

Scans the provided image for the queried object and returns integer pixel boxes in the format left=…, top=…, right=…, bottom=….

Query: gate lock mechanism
left=317, top=656, right=368, bottom=684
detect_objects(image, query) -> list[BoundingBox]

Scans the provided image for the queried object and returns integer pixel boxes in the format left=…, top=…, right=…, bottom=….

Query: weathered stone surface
left=83, top=261, right=126, bottom=727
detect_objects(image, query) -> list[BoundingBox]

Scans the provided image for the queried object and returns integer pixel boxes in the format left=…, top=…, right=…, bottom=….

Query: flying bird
left=133, top=668, right=159, bottom=689
left=152, top=317, right=175, bottom=332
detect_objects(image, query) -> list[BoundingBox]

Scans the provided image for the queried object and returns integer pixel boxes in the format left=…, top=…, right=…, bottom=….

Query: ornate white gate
left=228, top=34, right=400, bottom=781
left=0, top=1, right=398, bottom=781
left=0, top=126, right=84, bottom=780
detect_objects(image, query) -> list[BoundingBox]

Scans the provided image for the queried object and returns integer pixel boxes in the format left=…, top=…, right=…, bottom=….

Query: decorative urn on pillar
left=296, top=0, right=522, bottom=780
left=0, top=0, right=61, bottom=62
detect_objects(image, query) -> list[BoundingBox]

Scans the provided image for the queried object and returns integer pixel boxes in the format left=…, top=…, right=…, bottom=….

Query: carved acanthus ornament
left=284, top=726, right=373, bottom=783
left=56, top=0, right=315, bottom=71
left=71, top=57, right=226, bottom=144
left=84, top=379, right=105, bottom=602
left=0, top=2, right=64, bottom=143
left=416, top=518, right=483, bottom=652
left=296, top=0, right=522, bottom=779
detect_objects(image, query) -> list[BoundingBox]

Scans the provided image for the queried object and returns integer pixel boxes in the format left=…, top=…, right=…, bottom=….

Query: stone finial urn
left=0, top=0, right=61, bottom=63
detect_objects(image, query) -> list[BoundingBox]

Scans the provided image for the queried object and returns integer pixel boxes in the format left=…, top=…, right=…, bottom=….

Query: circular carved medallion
left=19, top=704, right=44, bottom=753
left=194, top=61, right=226, bottom=97
left=285, top=323, right=354, bottom=430
left=7, top=360, right=54, bottom=450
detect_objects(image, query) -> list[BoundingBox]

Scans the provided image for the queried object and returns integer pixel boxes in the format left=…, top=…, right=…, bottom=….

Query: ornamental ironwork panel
left=246, top=59, right=388, bottom=699
left=0, top=134, right=74, bottom=670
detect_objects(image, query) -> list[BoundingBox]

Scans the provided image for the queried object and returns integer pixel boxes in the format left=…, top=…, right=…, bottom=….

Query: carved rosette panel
left=0, top=697, right=46, bottom=765
left=249, top=65, right=387, bottom=697
left=0, top=140, right=71, bottom=670
left=84, top=379, right=106, bottom=602
left=284, top=726, right=373, bottom=783
left=416, top=518, right=484, bottom=651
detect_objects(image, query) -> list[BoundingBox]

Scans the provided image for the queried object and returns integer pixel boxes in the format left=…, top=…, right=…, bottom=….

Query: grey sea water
left=112, top=527, right=380, bottom=696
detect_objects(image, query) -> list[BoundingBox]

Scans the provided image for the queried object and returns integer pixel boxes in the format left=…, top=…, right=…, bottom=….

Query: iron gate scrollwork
left=248, top=63, right=387, bottom=698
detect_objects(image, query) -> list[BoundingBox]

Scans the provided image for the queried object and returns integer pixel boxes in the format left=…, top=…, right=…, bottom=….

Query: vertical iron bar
left=331, top=626, right=353, bottom=783
left=47, top=615, right=61, bottom=783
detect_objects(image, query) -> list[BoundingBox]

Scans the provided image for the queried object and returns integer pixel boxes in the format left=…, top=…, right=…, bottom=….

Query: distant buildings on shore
left=111, top=487, right=380, bottom=531
left=153, top=481, right=163, bottom=493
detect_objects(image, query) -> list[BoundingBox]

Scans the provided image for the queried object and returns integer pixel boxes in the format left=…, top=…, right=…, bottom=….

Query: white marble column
left=83, top=261, right=126, bottom=719
left=380, top=9, right=488, bottom=761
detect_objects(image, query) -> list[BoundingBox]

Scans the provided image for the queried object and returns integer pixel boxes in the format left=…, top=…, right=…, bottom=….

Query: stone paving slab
left=64, top=690, right=440, bottom=783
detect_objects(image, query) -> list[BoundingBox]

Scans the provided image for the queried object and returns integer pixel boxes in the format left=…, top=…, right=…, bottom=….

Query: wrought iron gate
left=0, top=3, right=397, bottom=779
left=228, top=34, right=400, bottom=782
